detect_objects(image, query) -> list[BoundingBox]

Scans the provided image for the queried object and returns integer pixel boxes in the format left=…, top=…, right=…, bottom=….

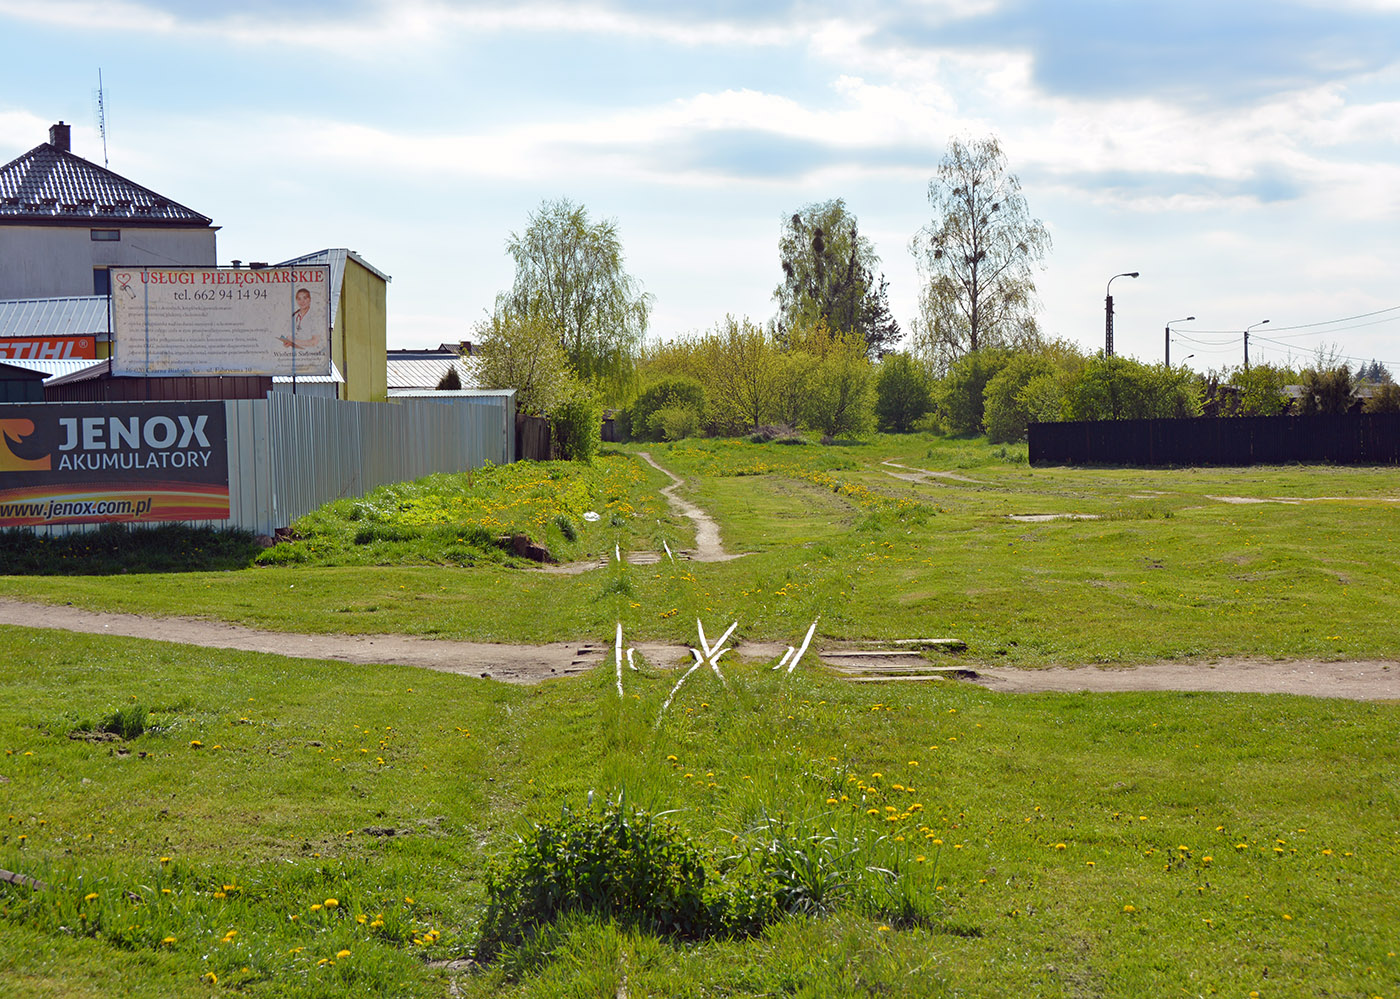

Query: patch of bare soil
left=880, top=460, right=986, bottom=484
left=970, top=658, right=1399, bottom=701
left=3, top=599, right=1397, bottom=699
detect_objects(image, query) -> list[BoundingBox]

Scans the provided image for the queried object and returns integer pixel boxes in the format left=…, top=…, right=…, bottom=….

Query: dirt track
left=1, top=599, right=1395, bottom=700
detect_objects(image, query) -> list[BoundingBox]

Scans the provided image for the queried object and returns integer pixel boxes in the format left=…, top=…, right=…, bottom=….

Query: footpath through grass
left=0, top=629, right=1397, bottom=996
left=4, top=434, right=1399, bottom=667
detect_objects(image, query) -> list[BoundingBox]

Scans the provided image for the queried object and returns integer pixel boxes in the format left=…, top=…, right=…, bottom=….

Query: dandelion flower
left=161, top=936, right=176, bottom=945
left=203, top=972, right=218, bottom=984
left=159, top=857, right=171, bottom=864
left=1054, top=843, right=1066, bottom=851
left=189, top=741, right=203, bottom=749
left=310, top=904, right=323, bottom=912
left=337, top=949, right=351, bottom=959
left=324, top=898, right=338, bottom=908
left=84, top=892, right=98, bottom=902
left=1123, top=905, right=1137, bottom=913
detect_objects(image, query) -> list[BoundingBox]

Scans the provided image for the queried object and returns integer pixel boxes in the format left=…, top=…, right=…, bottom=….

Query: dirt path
left=637, top=451, right=745, bottom=562
left=1, top=598, right=1396, bottom=699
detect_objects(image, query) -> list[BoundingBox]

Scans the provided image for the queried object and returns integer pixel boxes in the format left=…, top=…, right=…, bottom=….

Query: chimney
left=49, top=122, right=71, bottom=152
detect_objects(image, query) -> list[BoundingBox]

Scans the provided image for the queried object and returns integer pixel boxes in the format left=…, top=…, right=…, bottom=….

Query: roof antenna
left=94, top=68, right=110, bottom=168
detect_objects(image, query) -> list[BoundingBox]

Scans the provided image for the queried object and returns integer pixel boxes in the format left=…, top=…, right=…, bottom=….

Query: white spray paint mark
left=787, top=618, right=820, bottom=674
left=774, top=646, right=795, bottom=671
left=614, top=621, right=624, bottom=698
left=696, top=618, right=711, bottom=658
left=626, top=647, right=637, bottom=671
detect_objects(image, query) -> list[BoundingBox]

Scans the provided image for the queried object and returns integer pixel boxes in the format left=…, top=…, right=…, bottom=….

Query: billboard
left=0, top=336, right=98, bottom=361
left=111, top=266, right=330, bottom=377
left=0, top=402, right=229, bottom=527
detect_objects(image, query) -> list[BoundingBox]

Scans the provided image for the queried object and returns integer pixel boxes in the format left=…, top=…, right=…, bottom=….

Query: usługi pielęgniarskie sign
left=110, top=265, right=331, bottom=377
left=0, top=402, right=229, bottom=527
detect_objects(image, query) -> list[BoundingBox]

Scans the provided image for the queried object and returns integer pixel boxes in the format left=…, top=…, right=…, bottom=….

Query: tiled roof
left=0, top=143, right=214, bottom=226
left=0, top=296, right=109, bottom=336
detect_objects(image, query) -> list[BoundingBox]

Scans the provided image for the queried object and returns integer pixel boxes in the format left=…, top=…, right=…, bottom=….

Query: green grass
left=1, top=628, right=1396, bottom=997
left=6, top=434, right=1397, bottom=666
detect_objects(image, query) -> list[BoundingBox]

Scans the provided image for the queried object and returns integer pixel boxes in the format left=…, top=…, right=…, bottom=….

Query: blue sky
left=2, top=0, right=1398, bottom=371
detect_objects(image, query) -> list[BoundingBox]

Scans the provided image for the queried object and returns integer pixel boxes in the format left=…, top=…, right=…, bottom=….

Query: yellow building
left=276, top=248, right=390, bottom=402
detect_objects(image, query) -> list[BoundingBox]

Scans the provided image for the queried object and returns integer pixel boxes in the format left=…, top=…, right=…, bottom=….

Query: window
left=93, top=268, right=111, bottom=296
left=90, top=229, right=120, bottom=241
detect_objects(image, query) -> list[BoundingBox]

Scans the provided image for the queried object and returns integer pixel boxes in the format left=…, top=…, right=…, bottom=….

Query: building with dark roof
left=0, top=122, right=217, bottom=299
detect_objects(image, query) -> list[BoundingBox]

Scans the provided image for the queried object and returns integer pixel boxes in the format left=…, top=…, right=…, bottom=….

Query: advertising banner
left=0, top=336, right=98, bottom=361
left=111, top=266, right=331, bottom=377
left=0, top=402, right=229, bottom=527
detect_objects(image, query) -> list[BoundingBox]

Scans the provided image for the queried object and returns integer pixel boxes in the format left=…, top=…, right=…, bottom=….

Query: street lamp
left=1105, top=272, right=1139, bottom=357
left=1165, top=315, right=1195, bottom=366
left=1244, top=319, right=1269, bottom=370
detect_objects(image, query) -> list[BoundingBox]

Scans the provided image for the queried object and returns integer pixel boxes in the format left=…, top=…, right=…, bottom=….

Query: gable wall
left=0, top=225, right=217, bottom=299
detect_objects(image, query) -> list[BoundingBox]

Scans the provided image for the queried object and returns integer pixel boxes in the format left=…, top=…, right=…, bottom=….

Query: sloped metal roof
left=0, top=143, right=214, bottom=226
left=0, top=296, right=109, bottom=336
left=274, top=249, right=391, bottom=329
left=1, top=358, right=108, bottom=381
left=387, top=355, right=478, bottom=390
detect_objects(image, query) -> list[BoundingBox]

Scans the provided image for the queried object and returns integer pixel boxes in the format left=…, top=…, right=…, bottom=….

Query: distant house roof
left=0, top=127, right=215, bottom=228
left=0, top=361, right=49, bottom=383
left=275, top=248, right=391, bottom=328
left=0, top=295, right=109, bottom=337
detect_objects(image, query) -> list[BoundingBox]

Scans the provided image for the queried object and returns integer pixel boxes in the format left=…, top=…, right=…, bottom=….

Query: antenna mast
left=96, top=69, right=109, bottom=168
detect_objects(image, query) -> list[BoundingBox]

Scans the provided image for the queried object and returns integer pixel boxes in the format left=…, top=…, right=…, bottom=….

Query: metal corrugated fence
left=251, top=393, right=515, bottom=534
left=1029, top=413, right=1400, bottom=466
left=9, top=392, right=514, bottom=537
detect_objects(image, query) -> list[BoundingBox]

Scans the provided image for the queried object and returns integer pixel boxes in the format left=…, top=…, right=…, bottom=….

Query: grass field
left=1, top=432, right=1398, bottom=997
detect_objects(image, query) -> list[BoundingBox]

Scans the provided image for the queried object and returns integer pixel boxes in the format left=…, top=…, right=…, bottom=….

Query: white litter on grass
left=615, top=543, right=621, bottom=562
left=583, top=511, right=601, bottom=522
left=786, top=618, right=820, bottom=674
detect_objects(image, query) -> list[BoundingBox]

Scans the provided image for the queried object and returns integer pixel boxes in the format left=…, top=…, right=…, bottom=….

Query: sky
left=2, top=0, right=1398, bottom=373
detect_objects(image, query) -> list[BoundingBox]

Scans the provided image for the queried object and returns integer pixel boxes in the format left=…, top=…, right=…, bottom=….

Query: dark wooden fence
left=515, top=413, right=555, bottom=461
left=1030, top=413, right=1400, bottom=466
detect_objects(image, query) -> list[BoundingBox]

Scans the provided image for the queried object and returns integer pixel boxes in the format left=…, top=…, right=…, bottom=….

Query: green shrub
left=628, top=377, right=707, bottom=442
left=938, top=350, right=1011, bottom=435
left=553, top=514, right=578, bottom=542
left=647, top=405, right=702, bottom=441
left=983, top=354, right=1053, bottom=442
left=552, top=390, right=602, bottom=463
left=874, top=352, right=932, bottom=432
left=476, top=796, right=777, bottom=960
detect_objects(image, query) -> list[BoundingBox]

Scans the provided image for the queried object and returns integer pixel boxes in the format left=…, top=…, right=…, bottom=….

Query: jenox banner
left=111, top=266, right=331, bottom=377
left=0, top=402, right=229, bottom=527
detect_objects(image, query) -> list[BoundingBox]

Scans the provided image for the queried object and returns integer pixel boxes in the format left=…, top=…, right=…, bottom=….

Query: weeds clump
left=476, top=796, right=779, bottom=960
left=0, top=524, right=259, bottom=575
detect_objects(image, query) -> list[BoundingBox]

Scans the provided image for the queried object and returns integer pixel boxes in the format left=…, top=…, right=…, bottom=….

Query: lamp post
left=1165, top=316, right=1195, bottom=366
left=1244, top=319, right=1269, bottom=370
left=1105, top=271, right=1139, bottom=357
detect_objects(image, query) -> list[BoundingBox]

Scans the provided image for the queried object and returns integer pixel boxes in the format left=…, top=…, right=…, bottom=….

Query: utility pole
left=1244, top=319, right=1269, bottom=371
left=1165, top=316, right=1194, bottom=366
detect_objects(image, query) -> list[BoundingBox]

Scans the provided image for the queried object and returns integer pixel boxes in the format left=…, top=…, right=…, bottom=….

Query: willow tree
left=910, top=137, right=1050, bottom=374
left=502, top=198, right=652, bottom=393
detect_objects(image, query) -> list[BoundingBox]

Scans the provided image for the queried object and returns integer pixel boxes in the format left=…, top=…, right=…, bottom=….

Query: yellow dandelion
left=159, top=856, right=171, bottom=864
left=1054, top=843, right=1066, bottom=851
left=1123, top=905, right=1137, bottom=913
left=189, top=741, right=203, bottom=748
left=337, top=949, right=352, bottom=959
left=84, top=892, right=98, bottom=902
left=161, top=936, right=176, bottom=945
left=203, top=972, right=217, bottom=984
left=323, top=898, right=338, bottom=908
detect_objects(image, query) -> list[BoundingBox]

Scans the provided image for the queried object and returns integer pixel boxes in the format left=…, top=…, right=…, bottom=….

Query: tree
left=910, top=136, right=1050, bottom=374
left=474, top=309, right=572, bottom=416
left=502, top=198, right=652, bottom=393
left=1061, top=357, right=1202, bottom=421
left=1297, top=364, right=1354, bottom=414
left=701, top=316, right=780, bottom=434
left=793, top=321, right=876, bottom=438
left=874, top=352, right=932, bottom=432
left=776, top=199, right=900, bottom=357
